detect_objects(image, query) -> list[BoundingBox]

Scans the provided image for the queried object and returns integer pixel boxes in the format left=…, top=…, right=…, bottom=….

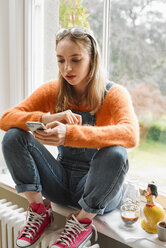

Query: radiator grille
left=0, top=198, right=99, bottom=248
left=0, top=198, right=59, bottom=248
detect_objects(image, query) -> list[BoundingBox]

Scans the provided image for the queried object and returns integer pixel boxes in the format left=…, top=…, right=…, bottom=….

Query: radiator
left=0, top=199, right=99, bottom=248
left=0, top=198, right=58, bottom=248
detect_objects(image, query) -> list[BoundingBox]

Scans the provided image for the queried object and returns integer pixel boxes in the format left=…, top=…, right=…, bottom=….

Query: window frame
left=102, top=0, right=111, bottom=73
left=7, top=0, right=166, bottom=199
left=24, top=0, right=59, bottom=97
left=24, top=0, right=44, bottom=96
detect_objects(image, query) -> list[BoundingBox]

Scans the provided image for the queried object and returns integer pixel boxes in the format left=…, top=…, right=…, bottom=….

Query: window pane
left=109, top=0, right=166, bottom=193
left=82, top=0, right=104, bottom=52
left=59, top=0, right=104, bottom=52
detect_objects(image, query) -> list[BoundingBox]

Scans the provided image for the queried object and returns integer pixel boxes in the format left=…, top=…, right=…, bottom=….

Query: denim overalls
left=2, top=83, right=129, bottom=214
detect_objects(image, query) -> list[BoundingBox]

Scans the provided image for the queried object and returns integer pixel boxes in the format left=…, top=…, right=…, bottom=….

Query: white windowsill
left=0, top=173, right=165, bottom=248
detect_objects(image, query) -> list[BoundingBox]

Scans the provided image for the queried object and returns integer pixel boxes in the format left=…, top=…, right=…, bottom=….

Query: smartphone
left=26, top=121, right=46, bottom=132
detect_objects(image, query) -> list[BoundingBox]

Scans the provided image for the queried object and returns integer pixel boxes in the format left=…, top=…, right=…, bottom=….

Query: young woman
left=0, top=27, right=139, bottom=248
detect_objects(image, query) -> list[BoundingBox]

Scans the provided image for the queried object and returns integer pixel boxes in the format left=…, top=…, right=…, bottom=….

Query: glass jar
left=123, top=178, right=141, bottom=206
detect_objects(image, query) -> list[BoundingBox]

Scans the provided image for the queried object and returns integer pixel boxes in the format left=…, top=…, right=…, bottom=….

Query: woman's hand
left=33, top=121, right=66, bottom=146
left=41, top=110, right=82, bottom=125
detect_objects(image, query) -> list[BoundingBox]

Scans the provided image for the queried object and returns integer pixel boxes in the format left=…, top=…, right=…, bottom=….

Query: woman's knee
left=94, top=146, right=128, bottom=164
left=91, top=146, right=129, bottom=176
left=2, top=128, right=29, bottom=149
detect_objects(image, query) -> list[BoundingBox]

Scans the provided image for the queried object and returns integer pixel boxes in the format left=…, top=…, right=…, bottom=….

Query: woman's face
left=56, top=38, right=91, bottom=93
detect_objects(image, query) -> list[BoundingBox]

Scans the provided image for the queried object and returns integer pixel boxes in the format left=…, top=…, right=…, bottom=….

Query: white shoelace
left=21, top=209, right=45, bottom=239
left=57, top=214, right=98, bottom=247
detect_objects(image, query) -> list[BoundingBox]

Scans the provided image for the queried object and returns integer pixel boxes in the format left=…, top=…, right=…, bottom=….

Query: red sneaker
left=16, top=200, right=53, bottom=248
left=51, top=214, right=97, bottom=248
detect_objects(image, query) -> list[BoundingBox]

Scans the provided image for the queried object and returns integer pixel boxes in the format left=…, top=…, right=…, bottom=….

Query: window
left=0, top=0, right=59, bottom=170
left=60, top=0, right=166, bottom=193
left=108, top=0, right=166, bottom=194
left=24, top=0, right=59, bottom=96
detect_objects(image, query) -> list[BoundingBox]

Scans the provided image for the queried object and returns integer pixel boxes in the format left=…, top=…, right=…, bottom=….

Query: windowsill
left=0, top=173, right=166, bottom=248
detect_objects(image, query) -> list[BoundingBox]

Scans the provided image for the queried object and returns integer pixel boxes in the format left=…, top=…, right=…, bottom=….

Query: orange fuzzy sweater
left=0, top=80, right=139, bottom=149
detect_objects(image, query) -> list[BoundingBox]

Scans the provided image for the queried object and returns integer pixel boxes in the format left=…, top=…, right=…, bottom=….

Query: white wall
left=0, top=0, right=10, bottom=168
left=0, top=0, right=10, bottom=114
left=0, top=0, right=25, bottom=169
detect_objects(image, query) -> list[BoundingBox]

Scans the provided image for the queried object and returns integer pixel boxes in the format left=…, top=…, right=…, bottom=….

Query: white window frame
left=102, top=0, right=111, bottom=74
left=24, top=0, right=59, bottom=97
left=8, top=0, right=44, bottom=102
left=24, top=0, right=44, bottom=96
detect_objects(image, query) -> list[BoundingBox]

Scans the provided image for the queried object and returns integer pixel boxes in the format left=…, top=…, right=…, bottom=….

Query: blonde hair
left=55, top=28, right=108, bottom=114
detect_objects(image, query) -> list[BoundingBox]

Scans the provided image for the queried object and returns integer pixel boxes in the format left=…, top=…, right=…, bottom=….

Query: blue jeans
left=2, top=128, right=129, bottom=215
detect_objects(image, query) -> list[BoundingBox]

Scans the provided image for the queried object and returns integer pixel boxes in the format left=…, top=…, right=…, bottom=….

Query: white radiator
left=0, top=199, right=99, bottom=248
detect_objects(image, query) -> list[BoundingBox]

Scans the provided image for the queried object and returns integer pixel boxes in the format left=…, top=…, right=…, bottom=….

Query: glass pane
left=109, top=0, right=166, bottom=193
left=82, top=0, right=104, bottom=52
left=59, top=0, right=104, bottom=53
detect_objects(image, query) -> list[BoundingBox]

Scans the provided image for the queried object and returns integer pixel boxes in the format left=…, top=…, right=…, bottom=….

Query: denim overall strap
left=104, top=81, right=115, bottom=98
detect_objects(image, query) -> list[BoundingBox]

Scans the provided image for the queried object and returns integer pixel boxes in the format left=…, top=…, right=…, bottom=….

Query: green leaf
left=59, top=0, right=90, bottom=28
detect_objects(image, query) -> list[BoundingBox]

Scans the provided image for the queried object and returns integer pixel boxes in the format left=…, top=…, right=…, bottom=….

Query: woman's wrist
left=41, top=113, right=51, bottom=125
left=41, top=112, right=61, bottom=125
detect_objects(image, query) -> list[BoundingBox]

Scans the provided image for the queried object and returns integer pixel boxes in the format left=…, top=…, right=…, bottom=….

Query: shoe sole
left=16, top=222, right=52, bottom=248
left=79, top=232, right=92, bottom=248
left=51, top=232, right=92, bottom=248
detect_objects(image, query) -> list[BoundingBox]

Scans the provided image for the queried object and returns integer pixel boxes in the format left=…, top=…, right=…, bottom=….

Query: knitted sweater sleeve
left=65, top=85, right=139, bottom=149
left=0, top=81, right=57, bottom=131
